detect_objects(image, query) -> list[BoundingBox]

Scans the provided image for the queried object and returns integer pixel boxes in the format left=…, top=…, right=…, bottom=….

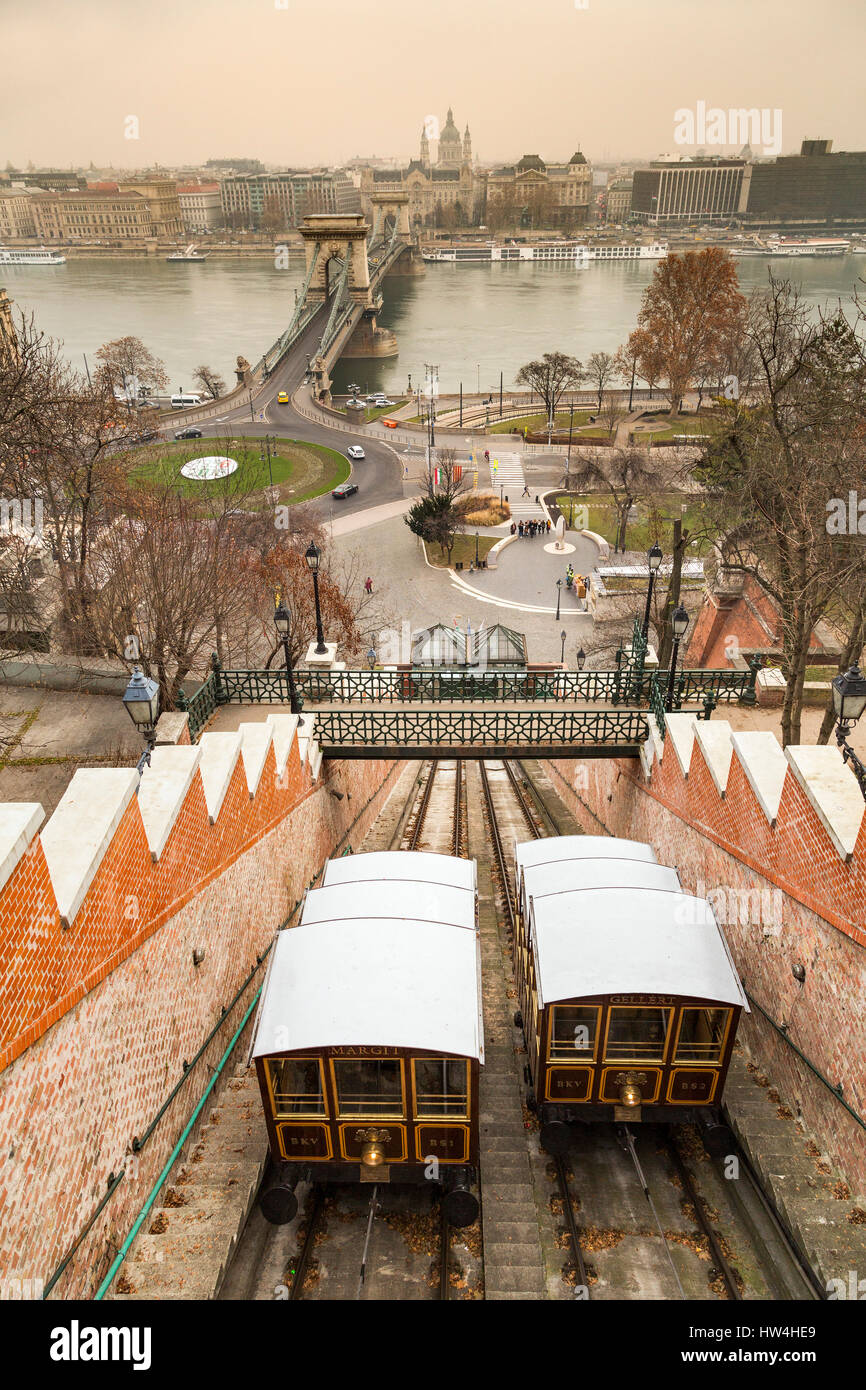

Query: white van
left=170, top=393, right=204, bottom=409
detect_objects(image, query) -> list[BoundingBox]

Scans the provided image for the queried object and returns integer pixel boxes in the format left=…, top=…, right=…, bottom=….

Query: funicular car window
left=604, top=1006, right=671, bottom=1062
left=333, top=1059, right=405, bottom=1118
left=412, top=1059, right=469, bottom=1117
left=549, top=1004, right=599, bottom=1060
left=267, top=1057, right=326, bottom=1117
left=674, top=1008, right=730, bottom=1063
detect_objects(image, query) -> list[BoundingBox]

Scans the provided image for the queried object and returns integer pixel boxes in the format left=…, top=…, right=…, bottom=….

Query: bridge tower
left=368, top=191, right=425, bottom=278
left=299, top=213, right=374, bottom=309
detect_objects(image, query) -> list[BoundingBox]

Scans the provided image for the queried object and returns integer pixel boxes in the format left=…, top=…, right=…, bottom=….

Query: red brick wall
left=0, top=753, right=403, bottom=1297
left=541, top=750, right=866, bottom=1190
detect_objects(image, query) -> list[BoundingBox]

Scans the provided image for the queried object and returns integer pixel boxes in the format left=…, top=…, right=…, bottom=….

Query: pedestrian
left=364, top=576, right=373, bottom=594
left=510, top=521, right=516, bottom=536
left=546, top=519, right=551, bottom=533
left=518, top=520, right=524, bottom=538
left=535, top=494, right=540, bottom=505
left=522, top=484, right=530, bottom=498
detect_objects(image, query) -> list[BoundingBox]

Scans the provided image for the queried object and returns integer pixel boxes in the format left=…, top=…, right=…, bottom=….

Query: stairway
left=487, top=451, right=546, bottom=524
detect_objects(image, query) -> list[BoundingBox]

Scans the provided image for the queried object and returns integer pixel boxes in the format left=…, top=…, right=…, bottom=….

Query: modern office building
left=631, top=158, right=748, bottom=225
left=744, top=139, right=866, bottom=227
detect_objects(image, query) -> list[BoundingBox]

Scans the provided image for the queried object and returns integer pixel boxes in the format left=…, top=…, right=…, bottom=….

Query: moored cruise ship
left=732, top=236, right=850, bottom=258
left=0, top=245, right=67, bottom=265
left=421, top=239, right=668, bottom=263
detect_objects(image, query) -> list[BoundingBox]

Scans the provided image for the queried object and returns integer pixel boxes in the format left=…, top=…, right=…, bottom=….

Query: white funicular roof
left=530, top=887, right=748, bottom=1010
left=514, top=836, right=658, bottom=872
left=322, top=850, right=476, bottom=892
left=302, top=880, right=475, bottom=930
left=524, top=859, right=681, bottom=916
left=252, top=918, right=483, bottom=1059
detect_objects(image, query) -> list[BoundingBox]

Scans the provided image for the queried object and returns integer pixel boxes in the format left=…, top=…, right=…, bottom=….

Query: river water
left=4, top=253, right=864, bottom=398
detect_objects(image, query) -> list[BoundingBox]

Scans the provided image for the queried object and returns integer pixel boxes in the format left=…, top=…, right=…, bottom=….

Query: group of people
left=565, top=565, right=588, bottom=610
left=511, top=518, right=551, bottom=539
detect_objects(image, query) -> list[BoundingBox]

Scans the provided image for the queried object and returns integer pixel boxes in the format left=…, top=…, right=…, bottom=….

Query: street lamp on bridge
left=664, top=605, right=690, bottom=712
left=642, top=543, right=663, bottom=640
left=274, top=598, right=304, bottom=721
left=832, top=664, right=866, bottom=802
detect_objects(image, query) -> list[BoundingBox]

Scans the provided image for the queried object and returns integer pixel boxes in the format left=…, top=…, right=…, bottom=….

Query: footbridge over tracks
left=251, top=194, right=423, bottom=403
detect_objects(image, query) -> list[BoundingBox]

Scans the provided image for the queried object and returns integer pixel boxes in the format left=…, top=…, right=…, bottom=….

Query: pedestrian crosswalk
left=484, top=450, right=546, bottom=522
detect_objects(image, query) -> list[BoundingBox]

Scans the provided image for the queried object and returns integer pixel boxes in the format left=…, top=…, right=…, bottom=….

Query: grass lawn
left=556, top=492, right=718, bottom=556
left=634, top=414, right=719, bottom=444
left=424, top=534, right=498, bottom=569
left=489, top=410, right=593, bottom=435
left=128, top=437, right=349, bottom=506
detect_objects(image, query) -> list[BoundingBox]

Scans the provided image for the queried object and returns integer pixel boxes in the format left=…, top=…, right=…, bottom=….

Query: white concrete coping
left=197, top=731, right=243, bottom=824
left=137, top=745, right=203, bottom=861
left=485, top=533, right=517, bottom=570
left=154, top=710, right=191, bottom=746
left=785, top=745, right=866, bottom=862
left=238, top=718, right=274, bottom=798
left=308, top=744, right=323, bottom=782
left=664, top=713, right=699, bottom=777
left=581, top=529, right=610, bottom=561
left=757, top=667, right=787, bottom=690
left=0, top=803, right=44, bottom=895
left=694, top=720, right=734, bottom=796
left=296, top=716, right=318, bottom=769
left=641, top=715, right=664, bottom=778
left=40, top=769, right=140, bottom=927
left=731, top=731, right=788, bottom=825
left=269, top=713, right=300, bottom=779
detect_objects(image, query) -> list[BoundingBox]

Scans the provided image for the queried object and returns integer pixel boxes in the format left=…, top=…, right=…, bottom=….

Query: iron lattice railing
left=176, top=659, right=760, bottom=741
left=312, top=707, right=649, bottom=750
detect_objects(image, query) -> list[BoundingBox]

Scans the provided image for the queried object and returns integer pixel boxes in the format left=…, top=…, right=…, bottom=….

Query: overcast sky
left=3, top=0, right=865, bottom=169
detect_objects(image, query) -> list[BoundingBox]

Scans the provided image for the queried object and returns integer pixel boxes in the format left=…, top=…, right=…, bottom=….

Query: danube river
left=4, top=252, right=864, bottom=397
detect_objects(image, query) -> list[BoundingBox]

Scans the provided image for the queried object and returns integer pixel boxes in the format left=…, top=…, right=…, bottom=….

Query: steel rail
left=439, top=1205, right=452, bottom=1302
left=662, top=1132, right=741, bottom=1300
left=554, top=1156, right=590, bottom=1297
left=502, top=758, right=543, bottom=838
left=478, top=761, right=519, bottom=938
left=406, top=759, right=438, bottom=850
left=452, top=759, right=464, bottom=857
left=621, top=1125, right=687, bottom=1300
left=289, top=1186, right=325, bottom=1300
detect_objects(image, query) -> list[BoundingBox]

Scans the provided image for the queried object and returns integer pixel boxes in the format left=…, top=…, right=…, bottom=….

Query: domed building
left=359, top=107, right=484, bottom=229
left=486, top=149, right=593, bottom=229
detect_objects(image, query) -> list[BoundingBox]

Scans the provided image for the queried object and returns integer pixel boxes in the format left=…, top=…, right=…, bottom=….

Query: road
left=167, top=303, right=406, bottom=523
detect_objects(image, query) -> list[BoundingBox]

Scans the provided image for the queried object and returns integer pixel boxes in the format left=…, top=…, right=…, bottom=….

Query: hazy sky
left=3, top=0, right=865, bottom=169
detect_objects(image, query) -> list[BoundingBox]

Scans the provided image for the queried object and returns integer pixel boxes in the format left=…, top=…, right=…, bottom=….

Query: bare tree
left=569, top=447, right=659, bottom=554
left=586, top=351, right=616, bottom=412
left=94, top=335, right=169, bottom=399
left=192, top=364, right=227, bottom=400
left=516, top=352, right=584, bottom=430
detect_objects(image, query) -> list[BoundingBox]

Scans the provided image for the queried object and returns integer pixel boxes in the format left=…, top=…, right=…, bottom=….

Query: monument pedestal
left=305, top=642, right=339, bottom=669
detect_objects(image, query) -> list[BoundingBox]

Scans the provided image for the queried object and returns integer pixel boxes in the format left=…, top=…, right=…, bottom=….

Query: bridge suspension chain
left=253, top=245, right=321, bottom=379
left=319, top=255, right=352, bottom=357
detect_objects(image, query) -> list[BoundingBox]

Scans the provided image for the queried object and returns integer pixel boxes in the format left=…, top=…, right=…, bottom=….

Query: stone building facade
left=31, top=190, right=154, bottom=241
left=486, top=152, right=593, bottom=228
left=177, top=182, right=222, bottom=233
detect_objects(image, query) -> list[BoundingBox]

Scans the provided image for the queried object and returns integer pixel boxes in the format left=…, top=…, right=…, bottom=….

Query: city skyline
left=3, top=0, right=865, bottom=169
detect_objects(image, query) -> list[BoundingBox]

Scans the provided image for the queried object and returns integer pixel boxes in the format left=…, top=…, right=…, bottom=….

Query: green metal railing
left=176, top=657, right=760, bottom=742
left=313, top=706, right=649, bottom=753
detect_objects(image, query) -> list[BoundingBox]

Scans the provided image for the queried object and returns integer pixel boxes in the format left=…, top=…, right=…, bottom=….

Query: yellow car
left=277, top=390, right=289, bottom=404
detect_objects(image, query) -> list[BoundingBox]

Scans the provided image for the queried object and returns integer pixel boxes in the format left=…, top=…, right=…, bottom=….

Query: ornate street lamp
left=560, top=629, right=567, bottom=664
left=832, top=664, right=866, bottom=801
left=664, top=604, right=690, bottom=712
left=555, top=577, right=563, bottom=622
left=642, top=543, right=663, bottom=640
left=304, top=541, right=327, bottom=655
left=122, top=665, right=160, bottom=777
left=366, top=646, right=377, bottom=671
left=576, top=647, right=586, bottom=670
left=474, top=531, right=480, bottom=566
left=274, top=597, right=304, bottom=720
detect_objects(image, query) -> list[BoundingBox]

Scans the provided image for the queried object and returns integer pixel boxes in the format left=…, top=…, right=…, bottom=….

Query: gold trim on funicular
left=543, top=1065, right=593, bottom=1103
left=601, top=1006, right=674, bottom=1066
left=671, top=1007, right=733, bottom=1066
left=599, top=1067, right=662, bottom=1104
left=409, top=1059, right=470, bottom=1120
left=414, top=1125, right=471, bottom=1163
left=666, top=1069, right=720, bottom=1105
left=276, top=1122, right=333, bottom=1161
left=338, top=1123, right=407, bottom=1162
left=546, top=1003, right=602, bottom=1064
left=328, top=1057, right=407, bottom=1121
left=265, top=1056, right=329, bottom=1120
